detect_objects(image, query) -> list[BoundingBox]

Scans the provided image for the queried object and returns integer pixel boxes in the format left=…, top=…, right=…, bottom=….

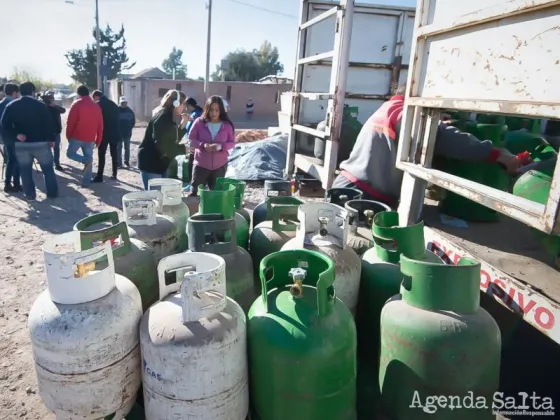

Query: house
left=131, top=67, right=170, bottom=80
left=107, top=76, right=292, bottom=122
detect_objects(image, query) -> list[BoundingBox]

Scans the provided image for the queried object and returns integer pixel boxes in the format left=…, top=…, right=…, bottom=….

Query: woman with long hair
left=187, top=95, right=236, bottom=196
left=137, top=89, right=188, bottom=189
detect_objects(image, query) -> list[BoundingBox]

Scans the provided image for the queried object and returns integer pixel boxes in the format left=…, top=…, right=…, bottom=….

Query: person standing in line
left=117, top=96, right=135, bottom=167
left=66, top=85, right=104, bottom=187
left=0, top=82, right=58, bottom=201
left=186, top=95, right=236, bottom=196
left=246, top=98, right=254, bottom=120
left=92, top=90, right=120, bottom=182
left=183, top=97, right=203, bottom=135
left=41, top=91, right=66, bottom=172
left=137, top=90, right=189, bottom=189
left=179, top=97, right=204, bottom=187
left=0, top=83, right=22, bottom=193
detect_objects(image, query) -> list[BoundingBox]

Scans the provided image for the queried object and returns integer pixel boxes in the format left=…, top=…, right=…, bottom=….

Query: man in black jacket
left=0, top=82, right=58, bottom=200
left=41, top=91, right=66, bottom=172
left=92, top=90, right=120, bottom=182
left=118, top=96, right=135, bottom=167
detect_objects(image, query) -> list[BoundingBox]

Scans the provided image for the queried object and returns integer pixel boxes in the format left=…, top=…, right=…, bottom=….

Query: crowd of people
left=0, top=80, right=238, bottom=200
left=0, top=82, right=136, bottom=200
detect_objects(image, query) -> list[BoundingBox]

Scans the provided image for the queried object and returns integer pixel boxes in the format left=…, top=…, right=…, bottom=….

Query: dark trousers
left=191, top=163, right=227, bottom=196
left=96, top=139, right=118, bottom=178
left=4, top=141, right=21, bottom=187
left=53, top=133, right=61, bottom=167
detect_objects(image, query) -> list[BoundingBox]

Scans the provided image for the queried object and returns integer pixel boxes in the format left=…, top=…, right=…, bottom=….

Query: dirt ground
left=0, top=123, right=268, bottom=419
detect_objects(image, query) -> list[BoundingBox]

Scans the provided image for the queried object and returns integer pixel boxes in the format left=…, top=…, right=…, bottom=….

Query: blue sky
left=0, top=0, right=416, bottom=83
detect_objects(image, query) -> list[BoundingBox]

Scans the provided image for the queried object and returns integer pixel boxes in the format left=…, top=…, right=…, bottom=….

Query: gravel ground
left=0, top=122, right=268, bottom=419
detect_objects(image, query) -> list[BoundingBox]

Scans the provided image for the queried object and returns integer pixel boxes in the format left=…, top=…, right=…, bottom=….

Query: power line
left=221, top=0, right=298, bottom=19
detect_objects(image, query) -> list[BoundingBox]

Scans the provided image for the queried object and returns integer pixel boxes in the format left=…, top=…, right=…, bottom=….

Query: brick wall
left=108, top=79, right=292, bottom=122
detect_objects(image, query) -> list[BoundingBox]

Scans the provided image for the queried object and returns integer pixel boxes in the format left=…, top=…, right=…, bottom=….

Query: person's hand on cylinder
left=496, top=148, right=521, bottom=174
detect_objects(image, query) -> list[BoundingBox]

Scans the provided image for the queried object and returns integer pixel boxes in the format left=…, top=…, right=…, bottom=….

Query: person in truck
left=332, top=84, right=521, bottom=207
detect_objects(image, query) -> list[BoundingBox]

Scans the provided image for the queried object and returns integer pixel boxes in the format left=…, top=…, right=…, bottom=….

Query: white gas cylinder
left=140, top=252, right=248, bottom=420
left=148, top=177, right=190, bottom=252
left=122, top=190, right=179, bottom=263
left=282, top=202, right=362, bottom=314
left=28, top=231, right=143, bottom=420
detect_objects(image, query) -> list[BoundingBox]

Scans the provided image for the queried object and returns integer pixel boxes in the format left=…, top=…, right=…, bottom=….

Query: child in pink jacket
left=187, top=96, right=236, bottom=196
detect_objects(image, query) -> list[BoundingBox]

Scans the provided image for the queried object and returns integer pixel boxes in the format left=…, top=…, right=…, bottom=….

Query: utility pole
left=64, top=0, right=101, bottom=89
left=204, top=0, right=212, bottom=100
left=95, top=0, right=101, bottom=90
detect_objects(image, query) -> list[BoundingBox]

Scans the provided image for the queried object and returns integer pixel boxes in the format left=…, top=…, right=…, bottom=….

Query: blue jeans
left=141, top=170, right=168, bottom=190
left=117, top=136, right=131, bottom=166
left=53, top=133, right=61, bottom=167
left=67, top=139, right=95, bottom=186
left=4, top=141, right=21, bottom=187
left=15, top=142, right=58, bottom=199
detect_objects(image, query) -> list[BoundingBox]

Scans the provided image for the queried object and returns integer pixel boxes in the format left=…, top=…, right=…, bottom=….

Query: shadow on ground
left=20, top=166, right=136, bottom=233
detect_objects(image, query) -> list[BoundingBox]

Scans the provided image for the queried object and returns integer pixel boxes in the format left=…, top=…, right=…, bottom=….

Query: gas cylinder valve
left=364, top=210, right=375, bottom=227
left=288, top=267, right=307, bottom=298
left=318, top=216, right=329, bottom=236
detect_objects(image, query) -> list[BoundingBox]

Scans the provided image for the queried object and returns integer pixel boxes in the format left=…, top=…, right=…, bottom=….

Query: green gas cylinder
left=314, top=105, right=363, bottom=166
left=248, top=249, right=357, bottom=420
left=252, top=180, right=293, bottom=229
left=379, top=256, right=501, bottom=420
left=359, top=211, right=442, bottom=360
left=503, top=131, right=547, bottom=155
left=187, top=214, right=256, bottom=312
left=531, top=143, right=557, bottom=164
left=196, top=184, right=249, bottom=250
left=439, top=123, right=509, bottom=221
left=216, top=177, right=251, bottom=226
left=476, top=113, right=506, bottom=125
left=513, top=168, right=560, bottom=267
left=357, top=211, right=442, bottom=418
left=73, top=211, right=158, bottom=311
left=249, top=196, right=303, bottom=293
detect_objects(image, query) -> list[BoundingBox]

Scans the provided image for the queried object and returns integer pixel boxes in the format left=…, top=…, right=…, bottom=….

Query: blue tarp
left=226, top=134, right=288, bottom=181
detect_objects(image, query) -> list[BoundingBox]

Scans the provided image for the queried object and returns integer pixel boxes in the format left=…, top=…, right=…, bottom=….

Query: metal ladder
left=285, top=0, right=354, bottom=189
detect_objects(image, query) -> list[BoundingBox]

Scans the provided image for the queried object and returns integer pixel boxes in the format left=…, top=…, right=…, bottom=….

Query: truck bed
left=421, top=201, right=560, bottom=343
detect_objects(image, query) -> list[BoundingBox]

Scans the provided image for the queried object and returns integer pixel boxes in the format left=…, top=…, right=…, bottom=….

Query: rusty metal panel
left=417, top=2, right=560, bottom=106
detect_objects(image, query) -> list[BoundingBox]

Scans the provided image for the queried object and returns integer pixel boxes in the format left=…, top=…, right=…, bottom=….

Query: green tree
left=9, top=68, right=54, bottom=91
left=254, top=40, right=284, bottom=76
left=65, top=25, right=135, bottom=88
left=211, top=40, right=284, bottom=82
left=162, top=47, right=188, bottom=79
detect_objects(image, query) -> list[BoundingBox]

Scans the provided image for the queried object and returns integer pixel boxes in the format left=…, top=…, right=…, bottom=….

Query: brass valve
left=75, top=261, right=96, bottom=278
left=288, top=267, right=307, bottom=298
left=364, top=210, right=375, bottom=227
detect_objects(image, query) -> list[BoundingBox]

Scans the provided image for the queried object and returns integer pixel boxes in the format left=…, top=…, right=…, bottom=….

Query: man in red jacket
left=66, top=85, right=103, bottom=186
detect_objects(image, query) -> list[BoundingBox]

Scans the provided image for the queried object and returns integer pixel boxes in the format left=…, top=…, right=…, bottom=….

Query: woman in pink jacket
left=187, top=96, right=236, bottom=196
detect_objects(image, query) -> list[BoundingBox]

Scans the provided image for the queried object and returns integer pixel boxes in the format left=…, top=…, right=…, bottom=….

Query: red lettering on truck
left=428, top=241, right=555, bottom=331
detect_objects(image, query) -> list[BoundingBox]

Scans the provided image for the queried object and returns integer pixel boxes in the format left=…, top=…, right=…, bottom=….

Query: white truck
left=286, top=0, right=560, bottom=407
